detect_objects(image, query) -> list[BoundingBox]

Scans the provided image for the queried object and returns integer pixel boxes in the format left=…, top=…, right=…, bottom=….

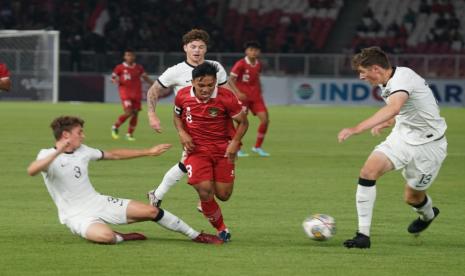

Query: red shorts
left=121, top=98, right=141, bottom=111
left=184, top=153, right=235, bottom=185
left=243, top=97, right=267, bottom=115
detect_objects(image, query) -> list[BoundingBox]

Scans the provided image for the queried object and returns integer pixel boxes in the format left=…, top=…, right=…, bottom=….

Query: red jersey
left=175, top=86, right=243, bottom=155
left=0, top=63, right=10, bottom=79
left=112, top=62, right=145, bottom=99
left=230, top=57, right=262, bottom=99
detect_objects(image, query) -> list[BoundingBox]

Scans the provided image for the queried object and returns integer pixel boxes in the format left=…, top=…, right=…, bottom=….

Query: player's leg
left=85, top=222, right=132, bottom=244
left=112, top=100, right=133, bottom=139
left=193, top=181, right=228, bottom=237
left=213, top=157, right=236, bottom=202
left=403, top=138, right=447, bottom=234
left=344, top=151, right=394, bottom=249
left=147, top=151, right=188, bottom=207
left=126, top=100, right=141, bottom=141
left=251, top=99, right=270, bottom=157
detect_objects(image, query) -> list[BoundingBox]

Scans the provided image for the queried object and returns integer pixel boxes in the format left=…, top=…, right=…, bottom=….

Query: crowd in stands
left=352, top=0, right=465, bottom=54
left=0, top=0, right=342, bottom=54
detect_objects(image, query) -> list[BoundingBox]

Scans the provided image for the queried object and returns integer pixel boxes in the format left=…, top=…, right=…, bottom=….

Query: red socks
left=201, top=199, right=226, bottom=232
left=254, top=122, right=268, bottom=148
left=128, top=114, right=138, bottom=134
left=114, top=114, right=130, bottom=128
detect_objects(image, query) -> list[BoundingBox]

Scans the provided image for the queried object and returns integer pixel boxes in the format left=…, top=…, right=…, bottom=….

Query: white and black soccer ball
left=302, top=214, right=336, bottom=241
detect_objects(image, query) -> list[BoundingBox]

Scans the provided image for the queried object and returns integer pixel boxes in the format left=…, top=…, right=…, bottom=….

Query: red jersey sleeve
left=223, top=90, right=243, bottom=118
left=138, top=64, right=145, bottom=75
left=112, top=64, right=122, bottom=79
left=0, top=64, right=10, bottom=79
left=230, top=59, right=244, bottom=77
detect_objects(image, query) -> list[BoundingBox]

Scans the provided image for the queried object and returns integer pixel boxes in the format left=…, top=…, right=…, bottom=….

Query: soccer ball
left=302, top=214, right=336, bottom=241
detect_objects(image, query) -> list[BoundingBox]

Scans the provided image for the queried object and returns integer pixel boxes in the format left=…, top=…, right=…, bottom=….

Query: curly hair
left=182, top=29, right=210, bottom=45
left=50, top=116, right=84, bottom=140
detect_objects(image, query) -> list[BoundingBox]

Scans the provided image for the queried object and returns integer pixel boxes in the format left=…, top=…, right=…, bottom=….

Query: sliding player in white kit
left=27, top=116, right=223, bottom=245
left=146, top=29, right=230, bottom=207
left=338, top=47, right=447, bottom=248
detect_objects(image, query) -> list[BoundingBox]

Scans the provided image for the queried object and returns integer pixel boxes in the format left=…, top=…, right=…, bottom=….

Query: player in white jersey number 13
left=27, top=116, right=223, bottom=245
left=337, top=47, right=447, bottom=249
left=145, top=29, right=230, bottom=209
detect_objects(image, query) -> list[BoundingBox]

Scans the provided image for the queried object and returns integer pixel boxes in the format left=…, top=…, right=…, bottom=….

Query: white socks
left=155, top=209, right=199, bottom=239
left=114, top=234, right=124, bottom=243
left=356, top=184, right=377, bottom=237
left=154, top=163, right=186, bottom=200
left=412, top=195, right=434, bottom=221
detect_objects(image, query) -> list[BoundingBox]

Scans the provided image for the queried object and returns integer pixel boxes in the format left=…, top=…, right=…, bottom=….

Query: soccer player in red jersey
left=229, top=41, right=270, bottom=157
left=174, top=62, right=249, bottom=242
left=0, top=62, right=11, bottom=91
left=111, top=50, right=154, bottom=141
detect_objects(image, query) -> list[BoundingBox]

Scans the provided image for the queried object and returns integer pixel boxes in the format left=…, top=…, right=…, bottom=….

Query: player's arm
left=147, top=81, right=171, bottom=133
left=27, top=139, right=70, bottom=176
left=226, top=112, right=249, bottom=163
left=102, top=144, right=172, bottom=160
left=338, top=91, right=408, bottom=142
left=227, top=75, right=247, bottom=101
left=370, top=118, right=396, bottom=136
left=141, top=72, right=154, bottom=86
left=0, top=78, right=11, bottom=91
left=173, top=109, right=195, bottom=153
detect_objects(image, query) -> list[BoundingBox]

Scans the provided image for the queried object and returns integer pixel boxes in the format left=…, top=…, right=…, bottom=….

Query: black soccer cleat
left=343, top=232, right=371, bottom=249
left=408, top=207, right=440, bottom=234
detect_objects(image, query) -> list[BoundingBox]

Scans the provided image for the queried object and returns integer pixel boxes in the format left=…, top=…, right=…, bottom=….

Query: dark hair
left=192, top=62, right=218, bottom=80
left=124, top=48, right=134, bottom=53
left=244, top=40, right=261, bottom=50
left=351, top=46, right=391, bottom=70
left=50, top=116, right=84, bottom=140
left=182, top=29, right=210, bottom=45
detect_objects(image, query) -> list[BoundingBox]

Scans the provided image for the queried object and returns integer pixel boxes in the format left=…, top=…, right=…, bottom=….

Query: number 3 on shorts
left=186, top=164, right=193, bottom=177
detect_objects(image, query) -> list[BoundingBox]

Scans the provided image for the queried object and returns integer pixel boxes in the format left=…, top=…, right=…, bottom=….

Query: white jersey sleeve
left=80, top=145, right=104, bottom=161
left=212, top=61, right=228, bottom=85
left=37, top=148, right=57, bottom=173
left=157, top=65, right=178, bottom=88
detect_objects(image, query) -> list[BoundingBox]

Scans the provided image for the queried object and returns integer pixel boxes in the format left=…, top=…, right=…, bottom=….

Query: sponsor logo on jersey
left=208, top=107, right=219, bottom=117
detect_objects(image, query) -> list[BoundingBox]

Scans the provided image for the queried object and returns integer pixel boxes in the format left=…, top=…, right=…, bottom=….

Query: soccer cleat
left=111, top=127, right=119, bottom=139
left=251, top=147, right=270, bottom=157
left=217, top=229, right=231, bottom=242
left=196, top=201, right=203, bottom=213
left=237, top=150, right=249, bottom=157
left=343, top=232, right=371, bottom=249
left=125, top=133, right=136, bottom=141
left=408, top=207, right=440, bottom=234
left=114, top=231, right=147, bottom=241
left=147, top=189, right=162, bottom=207
left=192, top=232, right=224, bottom=244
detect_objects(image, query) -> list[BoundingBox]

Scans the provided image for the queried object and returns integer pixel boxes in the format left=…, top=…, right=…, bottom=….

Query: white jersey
left=37, top=145, right=104, bottom=223
left=157, top=60, right=228, bottom=95
left=380, top=66, right=447, bottom=145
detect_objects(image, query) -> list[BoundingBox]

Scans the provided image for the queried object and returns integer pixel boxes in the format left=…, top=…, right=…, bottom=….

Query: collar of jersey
left=123, top=62, right=136, bottom=68
left=190, top=86, right=218, bottom=103
left=383, top=67, right=397, bottom=87
left=184, top=60, right=197, bottom=68
left=54, top=146, right=74, bottom=154
left=245, top=56, right=258, bottom=67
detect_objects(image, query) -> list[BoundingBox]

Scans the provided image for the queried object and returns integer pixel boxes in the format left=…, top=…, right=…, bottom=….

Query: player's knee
left=197, top=188, right=215, bottom=201
left=404, top=191, right=424, bottom=205
left=147, top=205, right=159, bottom=219
left=216, top=191, right=231, bottom=201
left=91, top=231, right=116, bottom=244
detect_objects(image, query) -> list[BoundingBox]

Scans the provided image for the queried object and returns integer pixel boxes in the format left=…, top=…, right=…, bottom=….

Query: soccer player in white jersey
left=338, top=47, right=447, bottom=248
left=146, top=29, right=230, bottom=208
left=27, top=116, right=223, bottom=245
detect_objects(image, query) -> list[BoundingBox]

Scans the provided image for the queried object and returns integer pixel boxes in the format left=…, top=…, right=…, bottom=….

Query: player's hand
left=338, top=128, right=355, bottom=143
left=225, top=140, right=240, bottom=163
left=55, top=138, right=71, bottom=153
left=111, top=77, right=119, bottom=84
left=148, top=144, right=172, bottom=156
left=179, top=131, right=195, bottom=153
left=370, top=125, right=385, bottom=136
left=148, top=113, right=162, bottom=133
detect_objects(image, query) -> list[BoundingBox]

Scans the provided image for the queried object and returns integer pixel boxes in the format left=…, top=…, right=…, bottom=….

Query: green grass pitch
left=1, top=102, right=464, bottom=275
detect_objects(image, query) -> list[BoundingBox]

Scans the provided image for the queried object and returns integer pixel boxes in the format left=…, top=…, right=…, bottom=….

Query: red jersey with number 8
left=174, top=86, right=243, bottom=155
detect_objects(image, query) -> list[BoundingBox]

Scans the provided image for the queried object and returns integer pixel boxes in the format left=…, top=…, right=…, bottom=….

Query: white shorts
left=64, top=195, right=130, bottom=238
left=374, top=132, right=447, bottom=191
